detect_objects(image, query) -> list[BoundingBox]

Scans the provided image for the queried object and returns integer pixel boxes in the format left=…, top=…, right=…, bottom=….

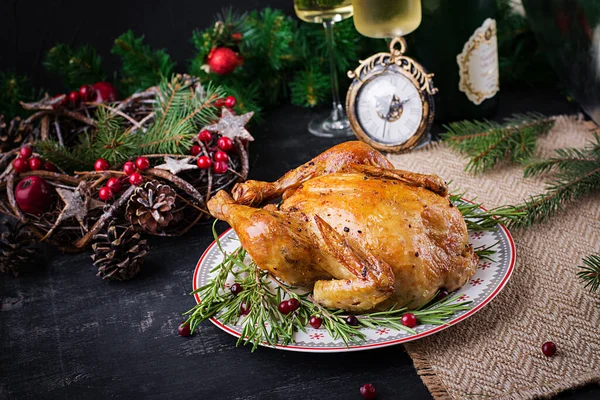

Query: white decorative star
left=154, top=157, right=197, bottom=175
left=204, top=108, right=254, bottom=142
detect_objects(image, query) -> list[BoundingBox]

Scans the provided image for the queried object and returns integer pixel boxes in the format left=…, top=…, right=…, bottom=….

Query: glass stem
left=323, top=20, right=345, bottom=122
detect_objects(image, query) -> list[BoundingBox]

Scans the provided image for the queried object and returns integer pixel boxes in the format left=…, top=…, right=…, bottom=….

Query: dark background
left=1, top=1, right=599, bottom=400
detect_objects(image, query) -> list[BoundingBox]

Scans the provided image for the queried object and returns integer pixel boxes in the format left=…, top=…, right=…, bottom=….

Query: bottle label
left=457, top=18, right=499, bottom=105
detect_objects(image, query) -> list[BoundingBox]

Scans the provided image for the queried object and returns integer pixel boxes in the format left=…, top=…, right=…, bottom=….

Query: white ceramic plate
left=193, top=211, right=515, bottom=353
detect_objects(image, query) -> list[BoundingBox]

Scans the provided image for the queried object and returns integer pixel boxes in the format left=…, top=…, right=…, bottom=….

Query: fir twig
left=577, top=253, right=600, bottom=293
left=44, top=44, right=106, bottom=89
left=442, top=113, right=555, bottom=174
left=449, top=193, right=525, bottom=231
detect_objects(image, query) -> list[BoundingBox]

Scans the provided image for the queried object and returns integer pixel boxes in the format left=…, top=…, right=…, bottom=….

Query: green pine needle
left=0, top=71, right=37, bottom=119
left=44, top=44, right=106, bottom=89
left=577, top=253, right=600, bottom=293
left=290, top=65, right=330, bottom=107
left=442, top=113, right=555, bottom=174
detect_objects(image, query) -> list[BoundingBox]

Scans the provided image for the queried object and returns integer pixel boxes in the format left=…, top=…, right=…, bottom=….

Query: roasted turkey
left=208, top=141, right=477, bottom=312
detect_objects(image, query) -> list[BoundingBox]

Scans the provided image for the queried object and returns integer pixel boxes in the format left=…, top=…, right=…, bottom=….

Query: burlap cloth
left=387, top=115, right=600, bottom=399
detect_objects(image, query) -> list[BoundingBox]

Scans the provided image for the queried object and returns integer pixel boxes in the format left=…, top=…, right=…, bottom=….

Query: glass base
left=308, top=110, right=354, bottom=138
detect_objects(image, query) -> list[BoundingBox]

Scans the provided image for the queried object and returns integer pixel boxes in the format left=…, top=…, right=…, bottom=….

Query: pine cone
left=125, top=181, right=182, bottom=234
left=0, top=115, right=29, bottom=152
left=91, top=223, right=148, bottom=281
left=0, top=220, right=37, bottom=276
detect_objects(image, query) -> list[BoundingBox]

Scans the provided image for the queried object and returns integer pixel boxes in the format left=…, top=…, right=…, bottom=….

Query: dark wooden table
left=1, top=88, right=598, bottom=399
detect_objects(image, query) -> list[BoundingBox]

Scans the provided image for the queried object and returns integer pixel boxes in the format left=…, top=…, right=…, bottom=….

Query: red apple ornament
left=15, top=176, right=53, bottom=215
left=207, top=47, right=242, bottom=75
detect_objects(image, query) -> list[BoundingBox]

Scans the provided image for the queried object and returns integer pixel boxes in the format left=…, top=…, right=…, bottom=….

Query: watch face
left=356, top=72, right=424, bottom=145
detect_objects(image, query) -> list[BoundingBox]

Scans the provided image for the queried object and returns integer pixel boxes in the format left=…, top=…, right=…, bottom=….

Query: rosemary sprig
left=577, top=253, right=600, bottom=293
left=450, top=193, right=526, bottom=232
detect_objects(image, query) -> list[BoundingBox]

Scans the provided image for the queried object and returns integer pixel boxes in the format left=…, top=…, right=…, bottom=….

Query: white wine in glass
left=293, top=0, right=354, bottom=138
left=353, top=0, right=422, bottom=38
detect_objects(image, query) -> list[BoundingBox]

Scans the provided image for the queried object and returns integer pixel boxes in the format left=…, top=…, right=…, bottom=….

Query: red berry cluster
left=214, top=95, right=237, bottom=109
left=194, top=129, right=234, bottom=175
left=12, top=146, right=56, bottom=173
left=54, top=82, right=119, bottom=109
left=95, top=156, right=149, bottom=201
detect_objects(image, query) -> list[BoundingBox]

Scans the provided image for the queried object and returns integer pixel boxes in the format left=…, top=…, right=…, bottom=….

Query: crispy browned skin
left=208, top=141, right=477, bottom=311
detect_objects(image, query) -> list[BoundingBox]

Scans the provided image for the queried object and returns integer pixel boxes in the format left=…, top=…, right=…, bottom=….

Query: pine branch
left=92, top=107, right=140, bottom=165
left=0, top=72, right=37, bottom=119
left=43, top=44, right=106, bottom=89
left=112, top=30, right=176, bottom=95
left=577, top=253, right=600, bottom=293
left=442, top=113, right=555, bottom=174
left=38, top=136, right=97, bottom=173
left=290, top=65, right=330, bottom=107
left=449, top=193, right=526, bottom=231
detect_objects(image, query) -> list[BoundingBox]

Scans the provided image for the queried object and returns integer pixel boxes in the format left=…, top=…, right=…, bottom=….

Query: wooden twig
left=41, top=115, right=50, bottom=141
left=54, top=116, right=64, bottom=146
left=146, top=168, right=207, bottom=208
left=6, top=171, right=25, bottom=222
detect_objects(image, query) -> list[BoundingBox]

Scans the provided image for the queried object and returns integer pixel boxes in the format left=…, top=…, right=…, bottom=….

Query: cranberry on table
left=287, top=298, right=300, bottom=312
left=346, top=315, right=359, bottom=326
left=401, top=313, right=417, bottom=328
left=68, top=91, right=80, bottom=106
left=12, top=158, right=30, bottom=173
left=278, top=300, right=291, bottom=315
left=214, top=151, right=229, bottom=162
left=106, top=177, right=122, bottom=192
left=212, top=161, right=228, bottom=174
left=44, top=162, right=57, bottom=172
left=309, top=316, right=322, bottom=329
left=98, top=186, right=114, bottom=201
left=135, top=156, right=150, bottom=171
left=217, top=137, right=233, bottom=151
left=28, top=157, right=43, bottom=171
left=197, top=156, right=212, bottom=169
left=224, top=95, right=237, bottom=108
left=14, top=176, right=53, bottom=215
left=190, top=145, right=202, bottom=156
left=129, top=172, right=143, bottom=186
left=542, top=341, right=557, bottom=357
left=230, top=283, right=243, bottom=296
left=94, top=158, right=110, bottom=172
left=19, top=146, right=32, bottom=159
left=198, top=130, right=212, bottom=142
left=239, top=301, right=251, bottom=316
left=360, top=383, right=377, bottom=399
left=78, top=85, right=96, bottom=101
left=178, top=321, right=191, bottom=337
left=123, top=161, right=137, bottom=175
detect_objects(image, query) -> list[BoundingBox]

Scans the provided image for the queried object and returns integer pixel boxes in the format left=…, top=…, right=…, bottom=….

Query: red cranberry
left=129, top=172, right=143, bottom=186
left=542, top=341, right=556, bottom=357
left=360, top=383, right=377, bottom=399
left=28, top=157, right=43, bottom=171
left=287, top=298, right=300, bottom=312
left=198, top=130, right=212, bottom=142
left=309, top=316, right=322, bottom=329
left=217, top=137, right=233, bottom=151
left=52, top=94, right=68, bottom=108
left=214, top=98, right=226, bottom=108
left=230, top=283, right=242, bottom=296
left=214, top=151, right=229, bottom=162
left=346, top=315, right=359, bottom=326
left=401, top=313, right=417, bottom=328
left=278, top=300, right=291, bottom=315
left=94, top=158, right=110, bottom=172
left=240, top=301, right=251, bottom=316
left=68, top=91, right=80, bottom=106
left=435, top=288, right=449, bottom=302
left=44, top=162, right=57, bottom=172
left=190, top=145, right=202, bottom=156
left=79, top=85, right=96, bottom=101
left=19, top=146, right=32, bottom=159
left=106, top=177, right=122, bottom=192
left=12, top=158, right=29, bottom=173
left=212, top=161, right=228, bottom=174
left=178, top=321, right=191, bottom=337
left=98, top=186, right=114, bottom=201
left=197, top=156, right=212, bottom=169
left=231, top=33, right=243, bottom=41
left=135, top=156, right=150, bottom=171
left=224, top=95, right=237, bottom=108
left=92, top=82, right=119, bottom=103
left=123, top=161, right=137, bottom=175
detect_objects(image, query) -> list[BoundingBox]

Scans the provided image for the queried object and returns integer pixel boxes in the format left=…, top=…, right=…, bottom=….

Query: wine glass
left=352, top=0, right=422, bottom=39
left=294, top=0, right=354, bottom=138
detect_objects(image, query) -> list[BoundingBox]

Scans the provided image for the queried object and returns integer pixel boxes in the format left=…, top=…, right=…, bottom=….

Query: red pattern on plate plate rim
left=192, top=202, right=516, bottom=353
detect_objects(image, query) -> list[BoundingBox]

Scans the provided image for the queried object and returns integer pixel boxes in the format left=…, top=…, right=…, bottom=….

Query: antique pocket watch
left=346, top=37, right=437, bottom=153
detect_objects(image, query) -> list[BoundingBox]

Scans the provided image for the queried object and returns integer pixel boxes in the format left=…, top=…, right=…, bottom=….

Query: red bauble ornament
left=12, top=158, right=29, bottom=173
left=207, top=47, right=242, bottom=75
left=19, top=146, right=32, bottom=159
left=92, top=82, right=119, bottom=103
left=135, top=156, right=150, bottom=171
left=542, top=341, right=557, bottom=357
left=401, top=313, right=417, bottom=328
left=68, top=91, right=80, bottom=106
left=190, top=145, right=202, bottom=156
left=129, top=172, right=143, bottom=186
left=197, top=156, right=212, bottom=169
left=224, top=95, right=237, bottom=108
left=123, top=161, right=137, bottom=176
left=94, top=158, right=110, bottom=172
left=198, top=130, right=212, bottom=142
left=44, top=162, right=57, bottom=172
left=214, top=151, right=229, bottom=162
left=79, top=85, right=96, bottom=102
left=178, top=321, right=191, bottom=337
left=212, top=161, right=228, bottom=174
left=217, top=137, right=233, bottom=151
left=106, top=177, right=122, bottom=192
left=309, top=316, right=322, bottom=329
left=15, top=176, right=53, bottom=215
left=360, top=384, right=377, bottom=400
left=214, top=98, right=226, bottom=108
left=28, top=157, right=43, bottom=171
left=98, top=186, right=114, bottom=201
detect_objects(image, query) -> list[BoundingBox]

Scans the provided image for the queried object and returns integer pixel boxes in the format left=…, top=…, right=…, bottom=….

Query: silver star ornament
left=154, top=157, right=198, bottom=175
left=204, top=108, right=254, bottom=142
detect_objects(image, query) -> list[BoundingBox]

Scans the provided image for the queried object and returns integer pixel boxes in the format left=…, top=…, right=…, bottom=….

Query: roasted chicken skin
left=208, top=141, right=477, bottom=311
